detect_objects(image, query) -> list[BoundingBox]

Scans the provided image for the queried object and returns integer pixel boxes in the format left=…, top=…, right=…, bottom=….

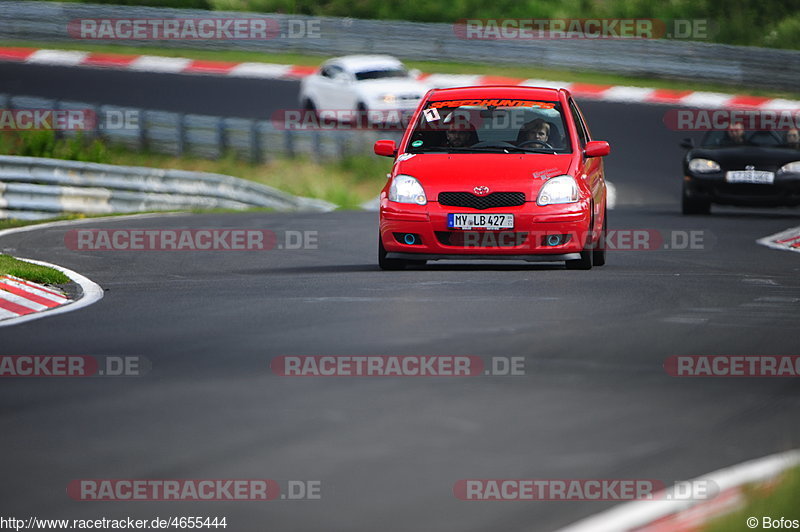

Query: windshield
left=405, top=99, right=572, bottom=154
left=699, top=129, right=789, bottom=148
left=355, top=68, right=410, bottom=81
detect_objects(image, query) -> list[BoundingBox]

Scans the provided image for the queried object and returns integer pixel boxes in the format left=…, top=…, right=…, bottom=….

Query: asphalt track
left=1, top=62, right=800, bottom=532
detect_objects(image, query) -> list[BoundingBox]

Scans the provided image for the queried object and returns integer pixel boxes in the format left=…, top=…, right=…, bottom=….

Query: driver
left=517, top=118, right=550, bottom=145
left=444, top=111, right=479, bottom=148
left=722, top=121, right=746, bottom=145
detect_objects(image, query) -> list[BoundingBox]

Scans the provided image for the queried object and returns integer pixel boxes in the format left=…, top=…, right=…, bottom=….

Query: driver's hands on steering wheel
left=517, top=139, right=555, bottom=150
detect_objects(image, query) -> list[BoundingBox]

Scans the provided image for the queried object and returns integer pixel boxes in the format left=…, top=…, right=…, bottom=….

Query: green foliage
left=204, top=0, right=800, bottom=49
left=0, top=131, right=113, bottom=163
left=0, top=254, right=70, bottom=285
left=88, top=0, right=211, bottom=8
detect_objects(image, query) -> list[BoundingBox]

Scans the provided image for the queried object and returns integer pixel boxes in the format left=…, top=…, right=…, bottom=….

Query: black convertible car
left=681, top=129, right=800, bottom=214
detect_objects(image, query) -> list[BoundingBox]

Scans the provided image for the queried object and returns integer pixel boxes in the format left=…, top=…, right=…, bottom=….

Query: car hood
left=393, top=153, right=576, bottom=200
left=688, top=146, right=800, bottom=170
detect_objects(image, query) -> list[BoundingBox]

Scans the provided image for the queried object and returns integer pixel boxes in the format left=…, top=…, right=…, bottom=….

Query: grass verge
left=0, top=254, right=70, bottom=284
left=1, top=39, right=798, bottom=100
left=702, top=465, right=800, bottom=531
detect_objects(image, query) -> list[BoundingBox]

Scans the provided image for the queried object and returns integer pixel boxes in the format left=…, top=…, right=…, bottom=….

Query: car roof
left=427, top=85, right=569, bottom=102
left=325, top=55, right=404, bottom=73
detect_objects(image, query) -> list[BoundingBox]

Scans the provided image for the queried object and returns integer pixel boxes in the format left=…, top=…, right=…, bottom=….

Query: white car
left=298, top=55, right=428, bottom=124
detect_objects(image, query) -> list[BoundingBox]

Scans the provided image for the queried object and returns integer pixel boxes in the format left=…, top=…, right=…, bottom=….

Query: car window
left=321, top=65, right=347, bottom=81
left=568, top=99, right=589, bottom=147
left=406, top=99, right=572, bottom=154
left=700, top=130, right=785, bottom=147
left=354, top=68, right=410, bottom=81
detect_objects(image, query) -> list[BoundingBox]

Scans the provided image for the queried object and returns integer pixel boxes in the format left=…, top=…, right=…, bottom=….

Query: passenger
left=786, top=128, right=800, bottom=150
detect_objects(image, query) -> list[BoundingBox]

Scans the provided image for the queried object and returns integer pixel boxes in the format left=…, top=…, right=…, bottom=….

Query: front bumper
left=380, top=198, right=592, bottom=260
left=685, top=172, right=800, bottom=207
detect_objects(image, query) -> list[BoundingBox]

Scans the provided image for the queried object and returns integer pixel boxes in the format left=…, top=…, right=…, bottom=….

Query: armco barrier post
left=176, top=113, right=186, bottom=156
left=138, top=109, right=148, bottom=152
left=216, top=117, right=227, bottom=159
left=284, top=129, right=295, bottom=159
left=249, top=120, right=261, bottom=164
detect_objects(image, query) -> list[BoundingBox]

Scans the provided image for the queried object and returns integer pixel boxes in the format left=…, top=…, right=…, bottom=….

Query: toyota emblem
left=473, top=186, right=490, bottom=196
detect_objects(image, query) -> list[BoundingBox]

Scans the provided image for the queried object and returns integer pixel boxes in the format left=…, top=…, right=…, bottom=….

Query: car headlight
left=381, top=94, right=397, bottom=104
left=688, top=158, right=721, bottom=173
left=389, top=175, right=427, bottom=205
left=779, top=161, right=800, bottom=173
left=537, top=175, right=579, bottom=206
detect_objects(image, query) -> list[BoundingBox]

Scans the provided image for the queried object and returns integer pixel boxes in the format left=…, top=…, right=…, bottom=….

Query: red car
left=375, top=85, right=611, bottom=270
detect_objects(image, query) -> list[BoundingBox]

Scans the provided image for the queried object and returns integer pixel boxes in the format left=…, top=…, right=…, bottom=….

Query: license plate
left=447, top=213, right=514, bottom=230
left=726, top=170, right=775, bottom=184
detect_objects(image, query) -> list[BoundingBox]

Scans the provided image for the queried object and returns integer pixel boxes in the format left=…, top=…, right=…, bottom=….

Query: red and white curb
left=757, top=225, right=800, bottom=254
left=0, top=216, right=116, bottom=326
left=0, top=258, right=103, bottom=327
left=0, top=273, right=69, bottom=319
left=555, top=449, right=800, bottom=532
left=2, top=46, right=799, bottom=110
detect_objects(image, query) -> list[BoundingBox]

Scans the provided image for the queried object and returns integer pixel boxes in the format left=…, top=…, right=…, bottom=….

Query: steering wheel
left=518, top=139, right=555, bottom=150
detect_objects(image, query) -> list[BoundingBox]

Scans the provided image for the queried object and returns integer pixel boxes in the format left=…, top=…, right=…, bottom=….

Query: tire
left=303, top=99, right=318, bottom=119
left=566, top=223, right=594, bottom=270
left=378, top=236, right=407, bottom=270
left=566, top=247, right=593, bottom=270
left=682, top=185, right=711, bottom=215
left=592, top=208, right=607, bottom=267
left=355, top=102, right=369, bottom=129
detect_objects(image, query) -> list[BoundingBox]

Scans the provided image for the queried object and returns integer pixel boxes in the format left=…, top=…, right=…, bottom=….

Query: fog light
left=546, top=234, right=563, bottom=246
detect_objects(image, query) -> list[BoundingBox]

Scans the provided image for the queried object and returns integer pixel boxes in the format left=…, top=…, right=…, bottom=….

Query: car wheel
left=303, top=98, right=318, bottom=118
left=378, top=236, right=407, bottom=270
left=356, top=102, right=369, bottom=129
left=592, top=208, right=607, bottom=267
left=566, top=226, right=594, bottom=270
left=682, top=185, right=711, bottom=215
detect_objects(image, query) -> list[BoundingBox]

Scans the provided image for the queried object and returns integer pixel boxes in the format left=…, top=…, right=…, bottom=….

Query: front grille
left=436, top=231, right=529, bottom=247
left=438, top=192, right=526, bottom=210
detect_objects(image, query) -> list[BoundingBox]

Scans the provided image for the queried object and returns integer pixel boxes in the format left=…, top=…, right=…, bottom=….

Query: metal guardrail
left=0, top=155, right=337, bottom=219
left=0, top=93, right=395, bottom=219
left=2, top=1, right=800, bottom=90
left=0, top=93, right=397, bottom=163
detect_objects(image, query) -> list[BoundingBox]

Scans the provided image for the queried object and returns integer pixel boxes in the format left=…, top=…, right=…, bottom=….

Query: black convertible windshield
left=700, top=130, right=787, bottom=148
left=406, top=99, right=572, bottom=154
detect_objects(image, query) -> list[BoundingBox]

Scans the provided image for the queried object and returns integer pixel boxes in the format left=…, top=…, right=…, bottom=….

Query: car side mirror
left=374, top=140, right=398, bottom=157
left=680, top=138, right=695, bottom=149
left=584, top=140, right=610, bottom=157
